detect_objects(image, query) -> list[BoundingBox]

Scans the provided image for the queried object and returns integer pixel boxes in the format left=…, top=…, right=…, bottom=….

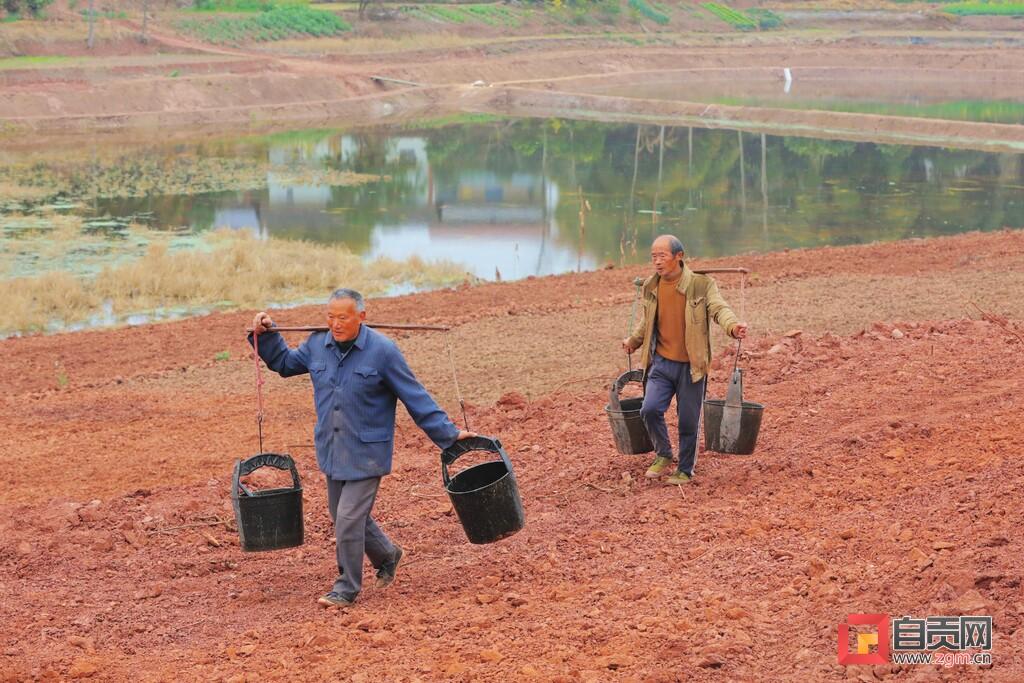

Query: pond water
left=3, top=116, right=1024, bottom=306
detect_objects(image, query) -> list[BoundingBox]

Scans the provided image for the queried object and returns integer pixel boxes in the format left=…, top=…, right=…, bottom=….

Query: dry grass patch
left=0, top=15, right=134, bottom=56
left=0, top=181, right=52, bottom=202
left=2, top=228, right=466, bottom=334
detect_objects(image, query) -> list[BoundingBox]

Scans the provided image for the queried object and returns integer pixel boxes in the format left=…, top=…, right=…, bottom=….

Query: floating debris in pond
left=1, top=216, right=57, bottom=235
left=81, top=217, right=133, bottom=237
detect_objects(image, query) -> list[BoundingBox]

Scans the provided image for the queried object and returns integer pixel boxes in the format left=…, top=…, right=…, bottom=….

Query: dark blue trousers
left=640, top=353, right=707, bottom=476
left=326, top=476, right=397, bottom=601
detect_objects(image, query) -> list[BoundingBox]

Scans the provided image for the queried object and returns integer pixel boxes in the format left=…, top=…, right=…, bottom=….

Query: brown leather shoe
left=374, top=546, right=404, bottom=589
left=317, top=591, right=353, bottom=608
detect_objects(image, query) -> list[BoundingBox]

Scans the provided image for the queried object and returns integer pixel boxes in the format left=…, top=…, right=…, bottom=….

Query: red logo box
left=838, top=614, right=890, bottom=665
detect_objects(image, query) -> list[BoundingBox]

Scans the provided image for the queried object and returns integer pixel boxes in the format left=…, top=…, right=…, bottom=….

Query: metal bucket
left=605, top=369, right=654, bottom=455
left=702, top=368, right=764, bottom=455
left=231, top=453, right=304, bottom=552
left=702, top=399, right=764, bottom=454
left=442, top=436, right=525, bottom=545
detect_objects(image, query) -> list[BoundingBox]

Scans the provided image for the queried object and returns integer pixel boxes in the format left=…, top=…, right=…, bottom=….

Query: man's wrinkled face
left=650, top=239, right=683, bottom=278
left=326, top=297, right=365, bottom=342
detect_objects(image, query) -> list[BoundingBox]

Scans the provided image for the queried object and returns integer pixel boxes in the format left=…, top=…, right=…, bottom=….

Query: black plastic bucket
left=441, top=436, right=525, bottom=545
left=702, top=399, right=765, bottom=455
left=605, top=369, right=654, bottom=455
left=232, top=452, right=304, bottom=552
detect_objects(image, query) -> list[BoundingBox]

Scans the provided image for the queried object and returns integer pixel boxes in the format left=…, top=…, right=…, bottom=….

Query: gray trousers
left=325, top=476, right=397, bottom=601
left=640, top=353, right=707, bottom=476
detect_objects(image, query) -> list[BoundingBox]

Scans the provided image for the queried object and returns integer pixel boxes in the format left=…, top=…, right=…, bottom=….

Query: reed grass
left=1, top=228, right=466, bottom=334
left=0, top=180, right=52, bottom=201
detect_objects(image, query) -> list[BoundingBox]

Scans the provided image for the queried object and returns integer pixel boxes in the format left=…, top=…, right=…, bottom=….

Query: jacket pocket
left=359, top=428, right=392, bottom=443
left=354, top=366, right=382, bottom=388
left=689, top=296, right=706, bottom=324
left=308, top=361, right=331, bottom=390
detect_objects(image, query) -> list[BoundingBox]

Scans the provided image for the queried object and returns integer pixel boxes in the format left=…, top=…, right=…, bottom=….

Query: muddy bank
left=5, top=41, right=1024, bottom=149
left=463, top=85, right=1024, bottom=152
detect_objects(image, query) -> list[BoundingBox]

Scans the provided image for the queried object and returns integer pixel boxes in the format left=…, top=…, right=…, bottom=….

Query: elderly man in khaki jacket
left=622, top=235, right=747, bottom=484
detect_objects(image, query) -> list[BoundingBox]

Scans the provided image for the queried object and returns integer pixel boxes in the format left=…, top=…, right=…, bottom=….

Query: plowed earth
left=2, top=230, right=1024, bottom=682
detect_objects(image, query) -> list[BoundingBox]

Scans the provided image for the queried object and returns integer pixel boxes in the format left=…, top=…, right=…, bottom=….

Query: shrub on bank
left=628, top=0, right=670, bottom=25
left=747, top=8, right=782, bottom=29
left=2, top=0, right=52, bottom=18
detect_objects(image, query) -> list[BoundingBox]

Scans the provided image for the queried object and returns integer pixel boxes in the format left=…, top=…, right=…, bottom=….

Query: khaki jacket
left=627, top=265, right=739, bottom=383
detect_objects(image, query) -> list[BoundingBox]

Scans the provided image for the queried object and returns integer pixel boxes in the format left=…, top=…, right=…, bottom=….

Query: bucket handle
left=608, top=369, right=645, bottom=411
left=724, top=339, right=744, bottom=409
left=232, top=452, right=301, bottom=498
left=440, top=436, right=511, bottom=487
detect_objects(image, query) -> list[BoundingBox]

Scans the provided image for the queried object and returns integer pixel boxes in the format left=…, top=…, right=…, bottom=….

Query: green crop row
left=628, top=0, right=670, bottom=25
left=191, top=0, right=308, bottom=11
left=176, top=6, right=350, bottom=44
left=702, top=1, right=756, bottom=29
left=418, top=5, right=472, bottom=23
left=414, top=4, right=520, bottom=27
left=944, top=2, right=1024, bottom=16
left=463, top=3, right=521, bottom=26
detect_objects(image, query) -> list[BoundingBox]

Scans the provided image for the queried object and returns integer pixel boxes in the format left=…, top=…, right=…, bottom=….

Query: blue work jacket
left=249, top=324, right=460, bottom=481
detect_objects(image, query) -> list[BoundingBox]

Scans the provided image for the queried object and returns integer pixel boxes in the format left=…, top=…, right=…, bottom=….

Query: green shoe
left=665, top=471, right=692, bottom=485
left=645, top=456, right=673, bottom=478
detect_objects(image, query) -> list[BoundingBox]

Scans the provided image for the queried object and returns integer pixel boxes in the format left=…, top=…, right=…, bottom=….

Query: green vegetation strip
left=176, top=6, right=350, bottom=44
left=711, top=96, right=1024, bottom=126
left=944, top=2, right=1024, bottom=16
left=0, top=56, right=72, bottom=70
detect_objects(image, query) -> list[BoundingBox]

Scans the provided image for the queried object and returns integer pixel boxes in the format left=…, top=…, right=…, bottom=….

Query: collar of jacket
left=643, top=263, right=694, bottom=297
left=322, top=323, right=369, bottom=350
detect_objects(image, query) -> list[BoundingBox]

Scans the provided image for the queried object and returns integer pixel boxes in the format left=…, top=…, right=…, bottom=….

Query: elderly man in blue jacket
left=250, top=288, right=473, bottom=608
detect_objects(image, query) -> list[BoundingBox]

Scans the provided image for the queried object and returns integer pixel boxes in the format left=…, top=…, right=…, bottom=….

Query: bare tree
left=86, top=0, right=95, bottom=49
left=140, top=0, right=149, bottom=44
left=738, top=129, right=746, bottom=212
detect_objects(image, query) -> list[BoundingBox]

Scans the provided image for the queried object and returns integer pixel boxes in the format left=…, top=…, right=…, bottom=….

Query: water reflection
left=14, top=118, right=1024, bottom=281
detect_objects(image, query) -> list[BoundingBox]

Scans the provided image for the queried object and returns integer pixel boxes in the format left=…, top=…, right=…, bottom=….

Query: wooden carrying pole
left=247, top=322, right=450, bottom=333
left=692, top=267, right=749, bottom=275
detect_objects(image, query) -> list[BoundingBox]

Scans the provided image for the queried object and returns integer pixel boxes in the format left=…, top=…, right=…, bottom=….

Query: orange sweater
left=655, top=276, right=689, bottom=362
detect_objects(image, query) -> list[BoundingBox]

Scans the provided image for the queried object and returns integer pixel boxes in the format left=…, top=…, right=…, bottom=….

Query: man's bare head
left=326, top=288, right=366, bottom=342
left=650, top=235, right=685, bottom=279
